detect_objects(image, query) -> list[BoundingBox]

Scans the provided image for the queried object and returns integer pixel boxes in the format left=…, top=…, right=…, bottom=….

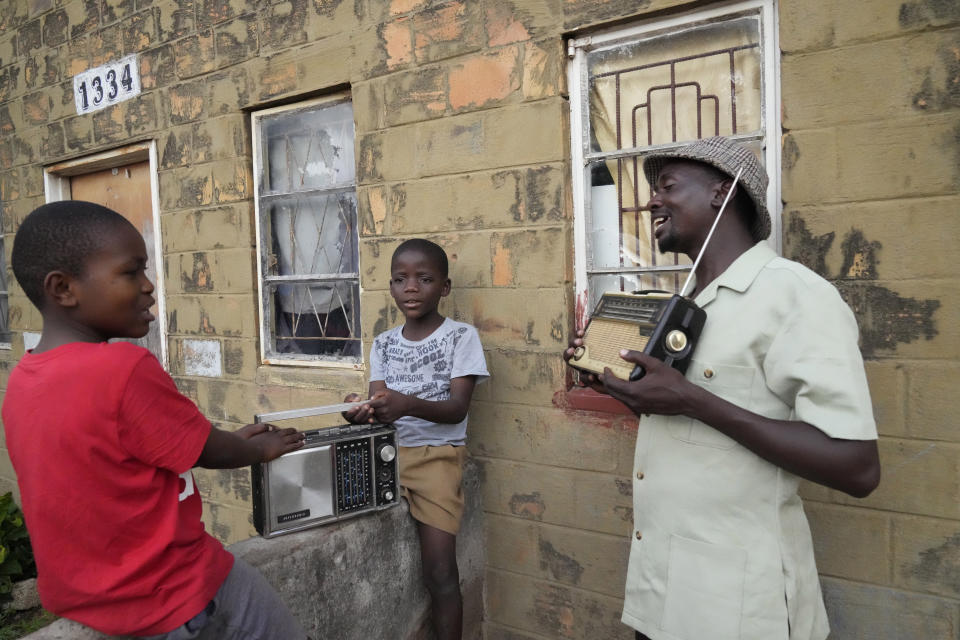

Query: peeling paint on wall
left=910, top=531, right=960, bottom=594
left=539, top=538, right=585, bottom=584
left=785, top=215, right=941, bottom=357
left=533, top=583, right=575, bottom=636
left=509, top=491, right=546, bottom=519
left=898, top=0, right=960, bottom=28
left=183, top=338, right=222, bottom=377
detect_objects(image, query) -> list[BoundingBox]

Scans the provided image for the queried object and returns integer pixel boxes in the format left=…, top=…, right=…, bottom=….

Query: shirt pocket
left=667, top=361, right=755, bottom=449
left=661, top=534, right=747, bottom=639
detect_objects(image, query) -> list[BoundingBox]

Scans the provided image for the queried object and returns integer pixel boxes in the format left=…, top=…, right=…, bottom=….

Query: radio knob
left=382, top=490, right=394, bottom=502
left=665, top=330, right=688, bottom=353
left=378, top=444, right=396, bottom=463
left=572, top=346, right=585, bottom=360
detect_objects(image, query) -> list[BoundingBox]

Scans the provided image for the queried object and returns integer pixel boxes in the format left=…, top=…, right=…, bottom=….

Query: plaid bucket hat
left=642, top=136, right=771, bottom=242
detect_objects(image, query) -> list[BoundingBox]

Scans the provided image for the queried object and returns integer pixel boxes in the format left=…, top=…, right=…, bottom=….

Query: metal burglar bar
left=596, top=43, right=760, bottom=292
left=569, top=1, right=780, bottom=326
left=253, top=96, right=362, bottom=366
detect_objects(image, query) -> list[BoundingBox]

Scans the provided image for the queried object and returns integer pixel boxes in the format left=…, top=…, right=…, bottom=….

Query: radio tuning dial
left=382, top=490, right=394, bottom=502
left=665, top=330, right=688, bottom=353
left=378, top=444, right=397, bottom=463
left=572, top=346, right=585, bottom=360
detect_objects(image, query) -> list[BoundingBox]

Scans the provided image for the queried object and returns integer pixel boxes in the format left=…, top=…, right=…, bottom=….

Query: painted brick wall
left=779, top=1, right=960, bottom=637
left=0, top=0, right=956, bottom=639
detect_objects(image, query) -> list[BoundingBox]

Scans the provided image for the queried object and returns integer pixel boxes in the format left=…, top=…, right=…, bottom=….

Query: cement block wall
left=0, top=1, right=956, bottom=639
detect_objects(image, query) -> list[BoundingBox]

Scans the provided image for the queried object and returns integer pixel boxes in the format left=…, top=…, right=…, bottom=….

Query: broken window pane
left=254, top=96, right=361, bottom=364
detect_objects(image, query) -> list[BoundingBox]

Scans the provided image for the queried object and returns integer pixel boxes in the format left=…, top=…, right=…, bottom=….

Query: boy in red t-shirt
left=2, top=201, right=309, bottom=639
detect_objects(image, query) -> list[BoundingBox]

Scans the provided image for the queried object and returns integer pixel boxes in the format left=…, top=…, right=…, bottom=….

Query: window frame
left=251, top=93, right=363, bottom=369
left=566, top=0, right=782, bottom=329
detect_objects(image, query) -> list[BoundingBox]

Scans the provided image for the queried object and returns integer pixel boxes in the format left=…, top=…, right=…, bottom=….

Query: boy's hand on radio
left=603, top=351, right=690, bottom=417
left=342, top=393, right=375, bottom=424
left=254, top=427, right=306, bottom=463
left=236, top=423, right=271, bottom=439
left=367, top=389, right=411, bottom=424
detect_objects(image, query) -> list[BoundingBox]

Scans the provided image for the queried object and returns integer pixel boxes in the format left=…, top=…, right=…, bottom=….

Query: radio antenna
left=679, top=165, right=745, bottom=298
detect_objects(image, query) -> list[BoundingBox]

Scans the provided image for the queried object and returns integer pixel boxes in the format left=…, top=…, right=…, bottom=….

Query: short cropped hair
left=12, top=201, right=134, bottom=309
left=392, top=239, right=449, bottom=278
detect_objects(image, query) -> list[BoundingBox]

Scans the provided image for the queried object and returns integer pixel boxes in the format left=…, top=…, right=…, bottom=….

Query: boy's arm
left=366, top=376, right=478, bottom=425
left=194, top=424, right=305, bottom=469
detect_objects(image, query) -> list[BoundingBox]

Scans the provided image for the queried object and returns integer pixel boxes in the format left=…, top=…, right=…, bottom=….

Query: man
left=564, top=137, right=880, bottom=640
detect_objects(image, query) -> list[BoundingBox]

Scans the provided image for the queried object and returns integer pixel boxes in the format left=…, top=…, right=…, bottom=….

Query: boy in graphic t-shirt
left=343, top=238, right=488, bottom=640
left=2, top=201, right=309, bottom=639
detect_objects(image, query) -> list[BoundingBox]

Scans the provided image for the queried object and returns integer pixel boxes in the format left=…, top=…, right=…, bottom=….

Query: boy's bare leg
left=417, top=521, right=462, bottom=640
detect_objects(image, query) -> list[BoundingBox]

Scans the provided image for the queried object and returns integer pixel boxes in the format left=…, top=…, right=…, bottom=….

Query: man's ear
left=711, top=179, right=737, bottom=208
left=42, top=271, right=79, bottom=308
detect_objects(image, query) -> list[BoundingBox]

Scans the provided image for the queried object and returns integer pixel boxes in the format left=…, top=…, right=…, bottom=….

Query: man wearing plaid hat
left=565, top=137, right=880, bottom=640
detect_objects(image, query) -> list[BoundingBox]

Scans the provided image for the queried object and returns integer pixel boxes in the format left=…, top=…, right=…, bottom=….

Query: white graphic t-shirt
left=369, top=317, right=488, bottom=447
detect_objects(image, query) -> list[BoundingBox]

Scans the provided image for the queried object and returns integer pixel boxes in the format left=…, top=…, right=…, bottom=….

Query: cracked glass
left=255, top=98, right=361, bottom=363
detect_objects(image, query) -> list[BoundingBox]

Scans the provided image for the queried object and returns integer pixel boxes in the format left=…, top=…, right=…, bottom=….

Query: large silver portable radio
left=251, top=404, right=399, bottom=538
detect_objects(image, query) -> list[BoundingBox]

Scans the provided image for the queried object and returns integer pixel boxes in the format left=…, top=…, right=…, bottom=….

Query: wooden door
left=69, top=161, right=164, bottom=363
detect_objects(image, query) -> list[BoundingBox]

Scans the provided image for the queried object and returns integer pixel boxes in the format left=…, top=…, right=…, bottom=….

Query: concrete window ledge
left=23, top=459, right=484, bottom=640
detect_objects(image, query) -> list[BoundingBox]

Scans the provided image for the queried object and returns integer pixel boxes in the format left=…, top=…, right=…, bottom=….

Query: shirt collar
left=693, top=242, right=777, bottom=307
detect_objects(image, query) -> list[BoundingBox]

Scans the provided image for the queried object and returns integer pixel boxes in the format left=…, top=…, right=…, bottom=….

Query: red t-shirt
left=2, top=342, right=234, bottom=636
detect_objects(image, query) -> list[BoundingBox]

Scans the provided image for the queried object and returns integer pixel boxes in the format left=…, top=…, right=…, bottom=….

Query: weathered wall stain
left=899, top=0, right=960, bottom=28
left=835, top=281, right=940, bottom=357
left=533, top=583, right=575, bottom=636
left=912, top=43, right=960, bottom=111
left=839, top=229, right=881, bottom=280
left=509, top=491, right=546, bottom=520
left=785, top=215, right=940, bottom=357
left=527, top=166, right=563, bottom=222
left=539, top=537, right=585, bottom=584
left=910, top=531, right=960, bottom=594
left=785, top=213, right=833, bottom=276
left=782, top=134, right=801, bottom=173
left=183, top=251, right=213, bottom=292
left=613, top=505, right=633, bottom=522
left=223, top=341, right=244, bottom=375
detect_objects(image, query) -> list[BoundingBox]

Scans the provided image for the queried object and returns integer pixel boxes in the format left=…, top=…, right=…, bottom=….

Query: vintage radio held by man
left=251, top=403, right=399, bottom=538
left=569, top=291, right=706, bottom=381
left=568, top=166, right=746, bottom=381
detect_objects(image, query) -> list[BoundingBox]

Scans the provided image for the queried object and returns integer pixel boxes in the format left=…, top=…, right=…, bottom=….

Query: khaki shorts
left=398, top=445, right=467, bottom=536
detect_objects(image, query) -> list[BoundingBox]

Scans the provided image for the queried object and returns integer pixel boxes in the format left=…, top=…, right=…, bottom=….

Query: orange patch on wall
left=383, top=20, right=413, bottom=68
left=449, top=47, right=519, bottom=109
left=492, top=243, right=513, bottom=286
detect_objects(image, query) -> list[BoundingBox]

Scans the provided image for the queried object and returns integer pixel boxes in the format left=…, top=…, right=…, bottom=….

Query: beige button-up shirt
left=622, top=243, right=877, bottom=640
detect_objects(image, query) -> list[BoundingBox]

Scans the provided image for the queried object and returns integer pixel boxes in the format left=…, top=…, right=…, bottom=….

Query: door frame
left=43, top=141, right=168, bottom=368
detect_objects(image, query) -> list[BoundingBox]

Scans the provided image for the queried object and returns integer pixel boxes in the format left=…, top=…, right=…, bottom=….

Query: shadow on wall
left=21, top=460, right=485, bottom=640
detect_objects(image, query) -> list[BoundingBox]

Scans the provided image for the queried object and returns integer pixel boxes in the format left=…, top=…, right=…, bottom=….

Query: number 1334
left=73, top=55, right=141, bottom=115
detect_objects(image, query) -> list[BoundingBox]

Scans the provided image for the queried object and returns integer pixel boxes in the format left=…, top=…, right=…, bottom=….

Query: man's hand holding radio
left=601, top=350, right=692, bottom=417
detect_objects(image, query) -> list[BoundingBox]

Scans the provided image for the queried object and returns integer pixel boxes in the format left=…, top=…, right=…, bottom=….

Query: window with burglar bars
left=252, top=95, right=361, bottom=366
left=568, top=0, right=780, bottom=325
